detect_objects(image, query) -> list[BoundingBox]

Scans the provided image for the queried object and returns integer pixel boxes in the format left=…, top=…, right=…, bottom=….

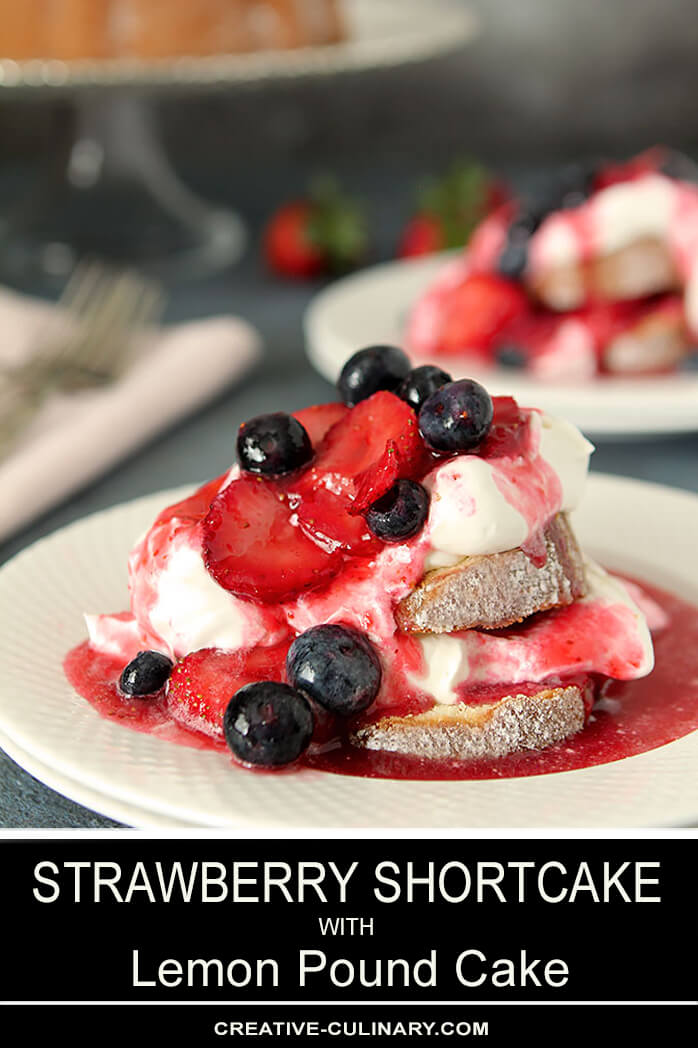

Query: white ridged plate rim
left=0, top=724, right=193, bottom=829
left=0, top=474, right=697, bottom=829
left=304, top=252, right=698, bottom=439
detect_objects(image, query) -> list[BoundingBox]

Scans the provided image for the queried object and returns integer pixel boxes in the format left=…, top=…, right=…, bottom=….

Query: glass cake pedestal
left=0, top=0, right=477, bottom=283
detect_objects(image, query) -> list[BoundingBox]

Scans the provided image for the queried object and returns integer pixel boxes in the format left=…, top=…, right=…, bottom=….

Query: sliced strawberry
left=299, top=391, right=429, bottom=526
left=288, top=393, right=429, bottom=551
left=154, top=473, right=226, bottom=528
left=264, top=201, right=326, bottom=278
left=350, top=440, right=401, bottom=514
left=297, top=487, right=382, bottom=555
left=593, top=148, right=664, bottom=191
left=491, top=395, right=523, bottom=426
left=438, top=273, right=528, bottom=356
left=202, top=476, right=342, bottom=603
left=264, top=182, right=367, bottom=280
left=292, top=401, right=348, bottom=447
left=398, top=214, right=445, bottom=259
left=167, top=644, right=289, bottom=737
left=311, top=391, right=424, bottom=482
left=480, top=396, right=529, bottom=458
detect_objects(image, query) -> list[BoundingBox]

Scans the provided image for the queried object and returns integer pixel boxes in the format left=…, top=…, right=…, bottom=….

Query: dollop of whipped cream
left=423, top=410, right=592, bottom=568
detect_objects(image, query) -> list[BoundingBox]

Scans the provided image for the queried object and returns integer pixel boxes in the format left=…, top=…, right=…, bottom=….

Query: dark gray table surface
left=2, top=202, right=698, bottom=828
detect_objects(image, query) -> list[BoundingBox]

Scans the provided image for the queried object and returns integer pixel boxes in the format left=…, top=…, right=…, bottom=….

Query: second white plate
left=0, top=475, right=697, bottom=828
left=304, top=253, right=698, bottom=438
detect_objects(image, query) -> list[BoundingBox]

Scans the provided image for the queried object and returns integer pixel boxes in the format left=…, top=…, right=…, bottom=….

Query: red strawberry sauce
left=64, top=576, right=698, bottom=782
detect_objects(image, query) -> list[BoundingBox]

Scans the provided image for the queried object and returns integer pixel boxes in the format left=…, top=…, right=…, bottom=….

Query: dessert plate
left=0, top=475, right=697, bottom=829
left=304, top=253, right=698, bottom=439
left=0, top=724, right=194, bottom=829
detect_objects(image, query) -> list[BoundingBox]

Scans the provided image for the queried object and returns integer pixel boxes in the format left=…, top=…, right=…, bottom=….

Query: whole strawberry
left=264, top=177, right=367, bottom=279
left=398, top=161, right=508, bottom=259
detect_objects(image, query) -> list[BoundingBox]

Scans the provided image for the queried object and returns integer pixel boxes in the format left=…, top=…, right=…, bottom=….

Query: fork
left=0, top=261, right=165, bottom=459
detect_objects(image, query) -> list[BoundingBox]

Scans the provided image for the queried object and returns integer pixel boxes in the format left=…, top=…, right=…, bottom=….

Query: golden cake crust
left=352, top=684, right=591, bottom=761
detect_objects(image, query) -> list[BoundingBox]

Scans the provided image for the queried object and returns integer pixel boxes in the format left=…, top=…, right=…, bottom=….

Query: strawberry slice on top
left=311, top=391, right=423, bottom=480
left=202, top=475, right=342, bottom=603
left=296, top=486, right=383, bottom=555
left=203, top=392, right=432, bottom=601
left=295, top=391, right=429, bottom=539
left=154, top=473, right=226, bottom=528
left=292, top=401, right=348, bottom=447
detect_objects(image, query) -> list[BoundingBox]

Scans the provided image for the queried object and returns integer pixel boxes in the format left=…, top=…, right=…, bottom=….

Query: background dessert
left=406, top=149, right=698, bottom=379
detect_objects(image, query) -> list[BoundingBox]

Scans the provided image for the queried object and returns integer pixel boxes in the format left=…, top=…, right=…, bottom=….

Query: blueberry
left=223, top=681, right=314, bottom=766
left=119, top=650, right=173, bottom=697
left=495, top=343, right=528, bottom=369
left=237, top=412, right=313, bottom=476
left=396, top=365, right=452, bottom=413
left=286, top=624, right=382, bottom=716
left=527, top=164, right=595, bottom=218
left=498, top=192, right=556, bottom=280
left=337, top=345, right=411, bottom=406
left=497, top=225, right=530, bottom=280
left=511, top=208, right=541, bottom=234
left=418, top=378, right=493, bottom=453
left=365, top=479, right=429, bottom=543
left=556, top=161, right=597, bottom=208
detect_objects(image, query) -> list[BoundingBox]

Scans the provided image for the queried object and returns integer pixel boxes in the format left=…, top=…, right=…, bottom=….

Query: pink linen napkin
left=0, top=286, right=261, bottom=542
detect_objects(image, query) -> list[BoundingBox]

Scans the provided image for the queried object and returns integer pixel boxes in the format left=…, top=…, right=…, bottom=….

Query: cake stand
left=0, top=0, right=478, bottom=283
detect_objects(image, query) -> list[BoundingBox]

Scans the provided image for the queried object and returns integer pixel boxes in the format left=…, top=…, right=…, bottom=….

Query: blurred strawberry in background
left=264, top=177, right=367, bottom=279
left=397, top=160, right=508, bottom=259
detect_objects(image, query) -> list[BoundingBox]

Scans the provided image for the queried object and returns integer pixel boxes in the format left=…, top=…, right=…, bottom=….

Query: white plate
left=304, top=253, right=698, bottom=439
left=0, top=725, right=194, bottom=829
left=1, top=475, right=697, bottom=829
left=0, top=1, right=478, bottom=92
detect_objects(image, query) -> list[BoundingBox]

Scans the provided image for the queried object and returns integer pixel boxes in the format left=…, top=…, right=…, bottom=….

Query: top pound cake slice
left=396, top=512, right=587, bottom=635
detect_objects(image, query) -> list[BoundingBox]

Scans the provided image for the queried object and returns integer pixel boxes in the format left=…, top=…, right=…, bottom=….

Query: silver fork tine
left=76, top=271, right=163, bottom=378
left=8, top=262, right=105, bottom=385
left=0, top=261, right=165, bottom=459
left=11, top=262, right=124, bottom=383
left=48, top=265, right=162, bottom=381
left=65, top=271, right=136, bottom=372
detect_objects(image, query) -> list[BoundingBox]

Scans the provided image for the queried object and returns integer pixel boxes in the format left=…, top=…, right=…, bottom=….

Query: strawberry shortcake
left=406, top=148, right=698, bottom=379
left=65, top=345, right=673, bottom=777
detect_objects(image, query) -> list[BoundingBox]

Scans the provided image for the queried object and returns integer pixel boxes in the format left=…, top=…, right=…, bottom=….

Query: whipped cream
left=145, top=539, right=286, bottom=656
left=116, top=516, right=288, bottom=659
left=409, top=558, right=654, bottom=705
